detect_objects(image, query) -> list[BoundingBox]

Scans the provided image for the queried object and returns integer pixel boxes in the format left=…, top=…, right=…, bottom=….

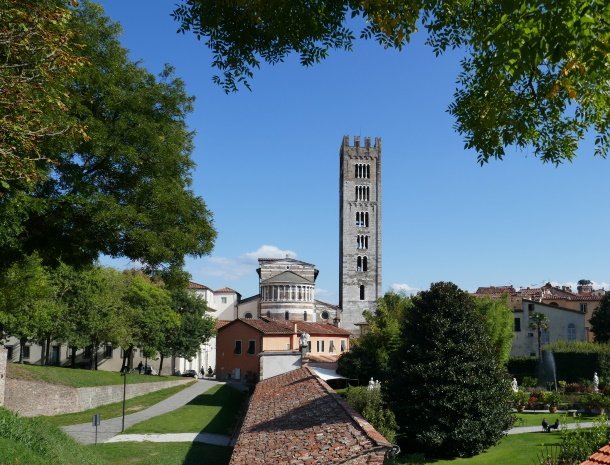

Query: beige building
left=511, top=299, right=586, bottom=357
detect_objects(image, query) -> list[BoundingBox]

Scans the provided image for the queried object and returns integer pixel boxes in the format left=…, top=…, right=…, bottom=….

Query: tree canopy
left=388, top=282, right=513, bottom=457
left=172, top=0, right=610, bottom=163
left=590, top=294, right=610, bottom=343
left=0, top=1, right=216, bottom=277
left=474, top=296, right=514, bottom=365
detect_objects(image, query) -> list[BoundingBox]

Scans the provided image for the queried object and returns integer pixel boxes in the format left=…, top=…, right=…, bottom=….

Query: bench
left=567, top=410, right=577, bottom=417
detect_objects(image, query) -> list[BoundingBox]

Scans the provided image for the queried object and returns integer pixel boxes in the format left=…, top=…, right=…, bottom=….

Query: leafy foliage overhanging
left=172, top=0, right=610, bottom=163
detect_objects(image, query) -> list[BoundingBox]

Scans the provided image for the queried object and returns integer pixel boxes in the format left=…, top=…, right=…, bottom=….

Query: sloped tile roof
left=581, top=443, right=610, bottom=464
left=188, top=281, right=210, bottom=290
left=474, top=286, right=516, bottom=295
left=215, top=287, right=238, bottom=293
left=218, top=319, right=352, bottom=336
left=215, top=320, right=232, bottom=330
left=229, top=367, right=391, bottom=465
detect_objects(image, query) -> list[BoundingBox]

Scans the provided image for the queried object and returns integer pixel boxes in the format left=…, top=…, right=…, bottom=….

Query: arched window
left=366, top=164, right=370, bottom=178
left=366, top=186, right=369, bottom=201
left=355, top=212, right=360, bottom=227
left=285, top=311, right=289, bottom=320
left=357, top=256, right=362, bottom=271
left=365, top=235, right=368, bottom=249
left=304, top=311, right=308, bottom=321
left=244, top=312, right=252, bottom=319
left=359, top=285, right=365, bottom=300
left=365, top=212, right=369, bottom=227
left=363, top=256, right=368, bottom=272
left=567, top=323, right=576, bottom=341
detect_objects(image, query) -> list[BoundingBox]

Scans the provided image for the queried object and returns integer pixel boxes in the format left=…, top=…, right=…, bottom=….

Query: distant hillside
left=0, top=407, right=105, bottom=465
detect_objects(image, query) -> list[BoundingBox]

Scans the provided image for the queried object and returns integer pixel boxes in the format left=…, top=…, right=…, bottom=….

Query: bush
left=344, top=386, right=398, bottom=443
left=508, top=357, right=538, bottom=382
left=511, top=390, right=530, bottom=410
left=388, top=282, right=513, bottom=458
left=540, top=417, right=610, bottom=465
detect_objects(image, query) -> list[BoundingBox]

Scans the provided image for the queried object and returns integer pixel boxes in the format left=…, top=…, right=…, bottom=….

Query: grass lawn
left=125, top=384, right=245, bottom=435
left=7, top=363, right=176, bottom=387
left=513, top=412, right=601, bottom=427
left=90, top=442, right=232, bottom=465
left=42, top=381, right=196, bottom=427
left=394, top=431, right=563, bottom=465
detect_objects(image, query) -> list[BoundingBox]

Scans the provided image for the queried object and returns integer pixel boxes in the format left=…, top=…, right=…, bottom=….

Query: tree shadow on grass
left=181, top=443, right=233, bottom=465
left=187, top=384, right=247, bottom=436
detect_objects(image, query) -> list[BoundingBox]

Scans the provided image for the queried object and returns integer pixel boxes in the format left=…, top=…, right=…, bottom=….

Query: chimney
left=293, top=322, right=298, bottom=334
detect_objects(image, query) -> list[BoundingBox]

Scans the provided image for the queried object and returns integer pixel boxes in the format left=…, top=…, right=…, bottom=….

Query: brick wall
left=4, top=377, right=191, bottom=417
left=0, top=349, right=6, bottom=406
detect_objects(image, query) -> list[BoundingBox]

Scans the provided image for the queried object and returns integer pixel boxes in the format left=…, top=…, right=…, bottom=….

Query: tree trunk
left=45, top=337, right=51, bottom=365
left=71, top=347, right=76, bottom=368
left=40, top=340, right=46, bottom=365
left=94, top=345, right=99, bottom=370
left=19, top=337, right=27, bottom=363
left=158, top=354, right=164, bottom=376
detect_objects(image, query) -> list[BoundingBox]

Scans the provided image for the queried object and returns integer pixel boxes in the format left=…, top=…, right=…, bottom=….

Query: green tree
left=337, top=292, right=411, bottom=384
left=172, top=0, right=610, bottom=163
left=474, top=296, right=514, bottom=365
left=388, top=282, right=513, bottom=458
left=159, top=288, right=215, bottom=375
left=344, top=386, right=398, bottom=444
left=0, top=255, right=57, bottom=362
left=530, top=312, right=550, bottom=359
left=0, top=1, right=216, bottom=277
left=590, top=294, right=610, bottom=343
left=0, top=0, right=85, bottom=189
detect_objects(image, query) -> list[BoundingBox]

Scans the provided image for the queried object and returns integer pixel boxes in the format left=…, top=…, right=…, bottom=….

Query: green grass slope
left=8, top=364, right=174, bottom=387
left=0, top=407, right=105, bottom=465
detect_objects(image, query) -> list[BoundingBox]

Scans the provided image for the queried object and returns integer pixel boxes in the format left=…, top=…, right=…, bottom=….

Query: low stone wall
left=4, top=377, right=192, bottom=417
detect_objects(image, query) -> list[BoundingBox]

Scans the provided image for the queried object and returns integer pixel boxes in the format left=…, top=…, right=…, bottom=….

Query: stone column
left=0, top=348, right=7, bottom=406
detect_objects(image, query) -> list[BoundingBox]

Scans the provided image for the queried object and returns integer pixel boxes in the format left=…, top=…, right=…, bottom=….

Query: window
left=528, top=303, right=535, bottom=312
left=22, top=346, right=30, bottom=359
left=359, top=285, right=365, bottom=300
left=221, top=297, right=227, bottom=304
left=580, top=303, right=588, bottom=313
left=340, top=340, right=346, bottom=352
left=285, top=311, right=289, bottom=320
left=234, top=340, right=242, bottom=355
left=317, top=340, right=325, bottom=352
left=307, top=341, right=312, bottom=352
left=247, top=340, right=256, bottom=355
left=244, top=312, right=253, bottom=319
left=321, top=311, right=329, bottom=320
left=357, top=256, right=362, bottom=271
left=304, top=311, right=308, bottom=321
left=568, top=323, right=576, bottom=341
left=514, top=318, right=521, bottom=332
left=104, top=345, right=113, bottom=358
left=329, top=340, right=335, bottom=353
left=363, top=256, right=368, bottom=272
left=365, top=212, right=369, bottom=227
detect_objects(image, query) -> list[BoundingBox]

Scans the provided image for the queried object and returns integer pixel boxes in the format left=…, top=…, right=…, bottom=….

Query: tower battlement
left=341, top=135, right=382, bottom=150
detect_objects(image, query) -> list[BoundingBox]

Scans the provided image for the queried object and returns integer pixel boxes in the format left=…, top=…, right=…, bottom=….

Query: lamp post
left=121, top=370, right=127, bottom=432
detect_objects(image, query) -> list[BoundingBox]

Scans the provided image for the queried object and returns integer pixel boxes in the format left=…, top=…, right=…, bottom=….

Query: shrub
left=344, top=386, right=398, bottom=443
left=512, top=390, right=530, bottom=410
left=522, top=376, right=538, bottom=388
left=388, top=282, right=513, bottom=458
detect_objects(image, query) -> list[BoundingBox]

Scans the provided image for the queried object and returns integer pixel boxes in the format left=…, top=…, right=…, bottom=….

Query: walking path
left=105, top=432, right=232, bottom=446
left=508, top=422, right=596, bottom=435
left=62, top=378, right=223, bottom=445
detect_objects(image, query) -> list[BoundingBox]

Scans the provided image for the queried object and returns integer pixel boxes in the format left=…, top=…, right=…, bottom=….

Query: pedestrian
left=137, top=361, right=143, bottom=374
left=200, top=366, right=205, bottom=378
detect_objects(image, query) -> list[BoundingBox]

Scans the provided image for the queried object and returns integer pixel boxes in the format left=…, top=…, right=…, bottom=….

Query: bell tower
left=339, top=135, right=382, bottom=331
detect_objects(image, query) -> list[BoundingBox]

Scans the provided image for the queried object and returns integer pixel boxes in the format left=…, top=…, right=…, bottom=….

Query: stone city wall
left=4, top=377, right=192, bottom=417
left=0, top=349, right=7, bottom=406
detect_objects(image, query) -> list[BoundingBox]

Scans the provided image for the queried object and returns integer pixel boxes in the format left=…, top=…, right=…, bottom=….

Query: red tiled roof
left=474, top=286, right=516, bottom=295
left=229, top=367, right=391, bottom=465
left=215, top=320, right=231, bottom=330
left=307, top=354, right=341, bottom=363
left=188, top=281, right=209, bottom=290
left=581, top=443, right=610, bottom=464
left=215, top=287, right=237, bottom=293
left=219, top=319, right=352, bottom=336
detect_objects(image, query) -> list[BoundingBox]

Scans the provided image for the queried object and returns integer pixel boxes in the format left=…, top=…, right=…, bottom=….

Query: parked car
left=182, top=369, right=198, bottom=378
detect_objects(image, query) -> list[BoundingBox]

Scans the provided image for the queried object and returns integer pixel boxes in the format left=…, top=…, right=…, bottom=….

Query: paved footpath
left=508, top=422, right=596, bottom=435
left=63, top=378, right=223, bottom=445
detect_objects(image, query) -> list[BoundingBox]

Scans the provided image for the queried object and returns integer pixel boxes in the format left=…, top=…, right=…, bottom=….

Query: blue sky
left=98, top=1, right=610, bottom=302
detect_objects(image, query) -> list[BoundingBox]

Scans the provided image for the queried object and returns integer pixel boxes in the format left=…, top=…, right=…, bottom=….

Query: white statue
left=368, top=377, right=375, bottom=391
left=511, top=378, right=518, bottom=392
left=594, top=372, right=599, bottom=392
left=299, top=332, right=310, bottom=348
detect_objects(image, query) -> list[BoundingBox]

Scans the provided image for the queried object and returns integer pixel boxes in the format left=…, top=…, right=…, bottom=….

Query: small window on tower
left=360, top=285, right=365, bottom=300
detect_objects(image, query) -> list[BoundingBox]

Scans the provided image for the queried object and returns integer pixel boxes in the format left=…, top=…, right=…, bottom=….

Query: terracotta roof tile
left=188, top=281, right=210, bottom=290
left=581, top=443, right=610, bottom=464
left=215, top=287, right=237, bottom=293
left=216, top=320, right=231, bottom=330
left=229, top=367, right=391, bottom=465
left=219, top=319, right=353, bottom=336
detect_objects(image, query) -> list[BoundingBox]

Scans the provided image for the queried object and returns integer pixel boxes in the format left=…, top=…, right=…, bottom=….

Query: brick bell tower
left=339, top=135, right=382, bottom=331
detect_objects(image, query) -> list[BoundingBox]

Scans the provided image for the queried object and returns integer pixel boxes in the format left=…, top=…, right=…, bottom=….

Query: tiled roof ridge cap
left=303, top=366, right=392, bottom=448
